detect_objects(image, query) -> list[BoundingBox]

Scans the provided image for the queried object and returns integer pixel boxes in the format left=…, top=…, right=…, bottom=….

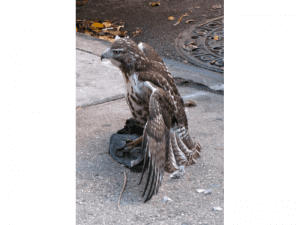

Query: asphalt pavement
left=76, top=33, right=224, bottom=225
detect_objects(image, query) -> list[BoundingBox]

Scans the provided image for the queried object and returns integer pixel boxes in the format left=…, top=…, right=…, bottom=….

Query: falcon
left=101, top=37, right=201, bottom=202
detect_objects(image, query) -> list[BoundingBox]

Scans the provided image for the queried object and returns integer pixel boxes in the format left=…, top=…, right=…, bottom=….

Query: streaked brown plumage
left=101, top=37, right=201, bottom=202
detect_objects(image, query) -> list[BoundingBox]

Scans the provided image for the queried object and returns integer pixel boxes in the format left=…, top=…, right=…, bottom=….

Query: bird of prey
left=101, top=37, right=201, bottom=202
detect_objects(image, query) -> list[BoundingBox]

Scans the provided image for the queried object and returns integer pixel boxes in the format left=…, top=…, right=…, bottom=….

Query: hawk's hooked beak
left=100, top=47, right=113, bottom=61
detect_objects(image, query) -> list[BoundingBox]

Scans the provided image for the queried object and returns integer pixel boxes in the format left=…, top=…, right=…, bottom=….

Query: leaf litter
left=76, top=19, right=127, bottom=42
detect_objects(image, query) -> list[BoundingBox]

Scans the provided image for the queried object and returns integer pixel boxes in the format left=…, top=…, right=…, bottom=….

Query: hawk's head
left=101, top=38, right=148, bottom=69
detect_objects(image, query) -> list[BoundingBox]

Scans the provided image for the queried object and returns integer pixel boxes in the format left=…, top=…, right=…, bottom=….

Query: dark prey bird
left=101, top=37, right=201, bottom=202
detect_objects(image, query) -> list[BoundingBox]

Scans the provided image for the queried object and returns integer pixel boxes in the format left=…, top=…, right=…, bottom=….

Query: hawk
left=101, top=37, right=201, bottom=202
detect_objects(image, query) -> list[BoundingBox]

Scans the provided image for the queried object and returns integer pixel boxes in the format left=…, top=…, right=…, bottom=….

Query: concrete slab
left=76, top=32, right=109, bottom=56
left=76, top=50, right=124, bottom=108
left=76, top=85, right=224, bottom=225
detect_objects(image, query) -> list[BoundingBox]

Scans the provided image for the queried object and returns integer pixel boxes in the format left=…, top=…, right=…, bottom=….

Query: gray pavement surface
left=76, top=33, right=224, bottom=224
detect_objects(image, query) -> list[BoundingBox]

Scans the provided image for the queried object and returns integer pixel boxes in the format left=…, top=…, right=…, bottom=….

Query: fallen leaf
left=91, top=22, right=104, bottom=28
left=198, top=31, right=207, bottom=35
left=183, top=42, right=198, bottom=51
left=168, top=16, right=175, bottom=21
left=184, top=100, right=196, bottom=107
left=93, top=28, right=102, bottom=32
left=211, top=4, right=222, bottom=10
left=76, top=27, right=78, bottom=32
left=119, top=31, right=127, bottom=37
left=99, top=36, right=115, bottom=42
left=189, top=42, right=197, bottom=46
left=185, top=20, right=195, bottom=24
left=76, top=0, right=89, bottom=6
left=106, top=30, right=121, bottom=36
left=102, top=22, right=112, bottom=28
left=149, top=2, right=160, bottom=6
left=183, top=13, right=189, bottom=17
left=84, top=31, right=93, bottom=36
left=77, top=107, right=81, bottom=110
left=133, top=30, right=142, bottom=37
left=183, top=60, right=188, bottom=63
left=214, top=35, right=219, bottom=40
left=174, top=14, right=184, bottom=26
left=210, top=60, right=216, bottom=65
left=117, top=25, right=124, bottom=31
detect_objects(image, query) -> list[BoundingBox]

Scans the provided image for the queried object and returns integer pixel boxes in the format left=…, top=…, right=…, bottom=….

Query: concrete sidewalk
left=76, top=33, right=224, bottom=225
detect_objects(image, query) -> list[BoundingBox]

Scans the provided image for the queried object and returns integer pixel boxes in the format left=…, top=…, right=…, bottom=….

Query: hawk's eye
left=113, top=51, right=121, bottom=55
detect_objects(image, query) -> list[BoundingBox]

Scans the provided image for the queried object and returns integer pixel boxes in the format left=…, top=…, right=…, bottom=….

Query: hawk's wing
left=140, top=84, right=175, bottom=202
left=138, top=42, right=164, bottom=64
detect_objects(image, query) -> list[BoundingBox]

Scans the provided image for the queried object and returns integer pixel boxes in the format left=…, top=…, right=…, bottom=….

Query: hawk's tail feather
left=164, top=128, right=202, bottom=173
left=171, top=130, right=188, bottom=166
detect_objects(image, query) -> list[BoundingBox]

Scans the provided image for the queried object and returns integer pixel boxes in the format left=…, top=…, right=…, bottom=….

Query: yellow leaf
left=92, top=22, right=104, bottom=28
left=214, top=36, right=218, bottom=40
left=76, top=27, right=78, bottom=32
left=168, top=16, right=175, bottom=21
left=77, top=107, right=81, bottom=110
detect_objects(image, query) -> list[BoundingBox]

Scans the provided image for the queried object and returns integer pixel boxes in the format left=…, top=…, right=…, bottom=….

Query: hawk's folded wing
left=140, top=85, right=175, bottom=202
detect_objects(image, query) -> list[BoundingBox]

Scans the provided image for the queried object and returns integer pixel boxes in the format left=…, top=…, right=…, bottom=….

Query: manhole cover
left=175, top=16, right=224, bottom=74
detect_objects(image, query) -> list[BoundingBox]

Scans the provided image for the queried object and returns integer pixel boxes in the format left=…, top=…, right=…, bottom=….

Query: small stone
left=204, top=189, right=212, bottom=195
left=196, top=189, right=205, bottom=193
left=162, top=196, right=172, bottom=203
left=212, top=207, right=222, bottom=211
